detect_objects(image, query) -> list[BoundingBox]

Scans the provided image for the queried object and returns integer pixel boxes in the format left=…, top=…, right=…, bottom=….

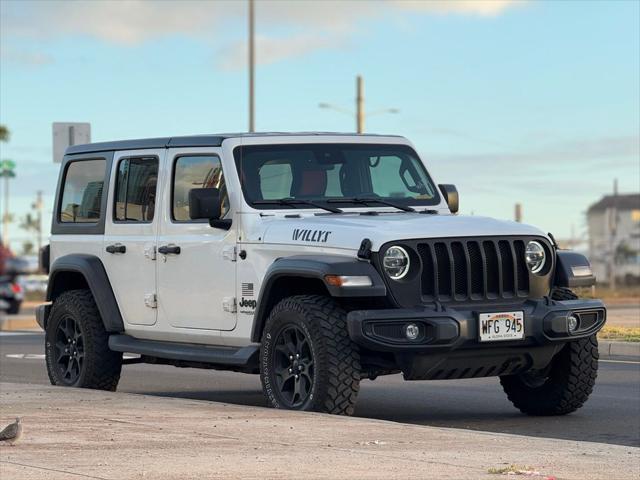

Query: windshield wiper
left=328, top=197, right=415, bottom=213
left=253, top=198, right=343, bottom=214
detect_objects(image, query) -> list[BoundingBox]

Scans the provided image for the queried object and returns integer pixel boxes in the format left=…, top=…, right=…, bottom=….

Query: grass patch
left=598, top=326, right=640, bottom=342
left=577, top=286, right=640, bottom=302
left=488, top=465, right=537, bottom=475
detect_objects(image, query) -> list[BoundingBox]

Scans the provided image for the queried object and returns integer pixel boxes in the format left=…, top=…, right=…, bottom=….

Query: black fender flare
left=250, top=255, right=387, bottom=342
left=554, top=250, right=596, bottom=288
left=47, top=254, right=124, bottom=332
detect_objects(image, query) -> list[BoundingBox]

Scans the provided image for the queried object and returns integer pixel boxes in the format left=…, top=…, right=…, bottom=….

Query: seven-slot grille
left=416, top=238, right=530, bottom=302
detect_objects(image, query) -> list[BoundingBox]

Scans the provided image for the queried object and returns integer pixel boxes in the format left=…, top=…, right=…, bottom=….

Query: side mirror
left=189, top=188, right=221, bottom=220
left=438, top=184, right=459, bottom=214
left=188, top=188, right=232, bottom=230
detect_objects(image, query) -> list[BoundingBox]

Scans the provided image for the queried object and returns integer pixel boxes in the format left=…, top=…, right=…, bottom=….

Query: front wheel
left=501, top=286, right=598, bottom=415
left=260, top=295, right=361, bottom=415
left=500, top=335, right=599, bottom=415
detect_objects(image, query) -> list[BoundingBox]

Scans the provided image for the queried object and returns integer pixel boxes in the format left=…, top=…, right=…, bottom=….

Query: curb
left=599, top=340, right=640, bottom=359
left=0, top=316, right=41, bottom=332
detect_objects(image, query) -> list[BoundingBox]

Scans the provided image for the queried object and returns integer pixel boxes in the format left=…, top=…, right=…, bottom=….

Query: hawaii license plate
left=478, top=311, right=525, bottom=342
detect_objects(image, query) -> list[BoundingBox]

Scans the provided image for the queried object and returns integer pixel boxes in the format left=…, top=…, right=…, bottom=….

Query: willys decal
left=292, top=228, right=332, bottom=243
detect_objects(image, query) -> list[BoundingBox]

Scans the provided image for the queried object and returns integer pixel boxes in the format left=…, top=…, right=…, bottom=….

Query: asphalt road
left=1, top=331, right=638, bottom=447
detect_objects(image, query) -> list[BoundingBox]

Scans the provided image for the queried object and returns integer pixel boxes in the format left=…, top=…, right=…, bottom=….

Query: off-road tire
left=6, top=299, right=21, bottom=315
left=260, top=295, right=361, bottom=415
left=45, top=289, right=122, bottom=391
left=500, top=287, right=598, bottom=415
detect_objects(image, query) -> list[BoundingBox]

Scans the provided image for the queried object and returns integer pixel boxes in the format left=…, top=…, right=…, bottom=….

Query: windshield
left=233, top=143, right=440, bottom=210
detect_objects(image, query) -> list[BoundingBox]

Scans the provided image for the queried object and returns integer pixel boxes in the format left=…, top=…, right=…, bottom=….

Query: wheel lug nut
left=288, top=368, right=292, bottom=373
left=295, top=374, right=299, bottom=379
left=296, top=354, right=300, bottom=359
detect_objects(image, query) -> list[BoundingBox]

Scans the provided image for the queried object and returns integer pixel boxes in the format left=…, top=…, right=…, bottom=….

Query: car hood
left=259, top=212, right=548, bottom=252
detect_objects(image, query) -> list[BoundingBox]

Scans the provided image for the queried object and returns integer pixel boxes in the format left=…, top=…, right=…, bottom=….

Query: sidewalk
left=1, top=383, right=638, bottom=480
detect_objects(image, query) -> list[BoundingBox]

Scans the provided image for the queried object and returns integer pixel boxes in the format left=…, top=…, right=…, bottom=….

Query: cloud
left=395, top=0, right=524, bottom=16
left=426, top=134, right=640, bottom=195
left=1, top=0, right=524, bottom=66
left=219, top=32, right=348, bottom=70
left=0, top=48, right=53, bottom=67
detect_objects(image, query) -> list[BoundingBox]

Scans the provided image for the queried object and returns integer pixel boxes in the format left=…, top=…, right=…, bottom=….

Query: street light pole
left=3, top=175, right=8, bottom=246
left=248, top=0, right=255, bottom=133
left=35, top=190, right=43, bottom=254
left=320, top=75, right=397, bottom=133
left=356, top=75, right=364, bottom=134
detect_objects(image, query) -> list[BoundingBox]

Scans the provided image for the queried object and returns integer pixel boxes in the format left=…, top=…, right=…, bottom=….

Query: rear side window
left=114, top=157, right=158, bottom=222
left=59, top=160, right=106, bottom=223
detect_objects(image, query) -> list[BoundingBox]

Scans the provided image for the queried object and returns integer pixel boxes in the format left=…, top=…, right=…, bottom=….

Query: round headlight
left=525, top=241, right=546, bottom=274
left=383, top=246, right=410, bottom=280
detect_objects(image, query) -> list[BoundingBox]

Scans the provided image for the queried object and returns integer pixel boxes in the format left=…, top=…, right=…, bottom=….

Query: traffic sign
left=52, top=122, right=91, bottom=163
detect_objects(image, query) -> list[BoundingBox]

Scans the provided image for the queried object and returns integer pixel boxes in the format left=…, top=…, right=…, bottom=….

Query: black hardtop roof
left=65, top=132, right=404, bottom=156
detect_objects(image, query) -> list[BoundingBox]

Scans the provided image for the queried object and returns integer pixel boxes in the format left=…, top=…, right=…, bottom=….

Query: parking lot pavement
left=1, top=382, right=638, bottom=480
left=2, top=332, right=639, bottom=448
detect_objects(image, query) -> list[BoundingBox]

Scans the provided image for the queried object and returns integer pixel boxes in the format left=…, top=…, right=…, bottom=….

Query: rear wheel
left=260, top=295, right=360, bottom=415
left=6, top=299, right=21, bottom=315
left=45, top=289, right=122, bottom=391
left=500, top=287, right=599, bottom=415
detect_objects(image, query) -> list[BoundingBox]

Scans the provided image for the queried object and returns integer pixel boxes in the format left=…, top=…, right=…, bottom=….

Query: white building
left=587, top=193, right=640, bottom=285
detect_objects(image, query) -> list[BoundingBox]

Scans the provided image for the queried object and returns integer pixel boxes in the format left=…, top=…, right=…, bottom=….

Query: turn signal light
left=324, top=275, right=372, bottom=287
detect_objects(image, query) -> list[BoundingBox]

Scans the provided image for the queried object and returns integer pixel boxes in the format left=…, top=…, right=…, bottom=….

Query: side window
left=59, top=159, right=106, bottom=223
left=259, top=161, right=293, bottom=199
left=369, top=156, right=408, bottom=198
left=173, top=155, right=226, bottom=222
left=114, top=157, right=158, bottom=222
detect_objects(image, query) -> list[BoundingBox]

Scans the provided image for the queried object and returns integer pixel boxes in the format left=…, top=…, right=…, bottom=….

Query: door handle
left=105, top=243, right=126, bottom=254
left=158, top=245, right=181, bottom=255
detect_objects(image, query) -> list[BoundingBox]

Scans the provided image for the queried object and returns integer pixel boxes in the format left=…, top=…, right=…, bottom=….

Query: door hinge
left=144, top=245, right=157, bottom=261
left=223, top=245, right=237, bottom=262
left=144, top=293, right=157, bottom=309
left=223, top=296, right=237, bottom=313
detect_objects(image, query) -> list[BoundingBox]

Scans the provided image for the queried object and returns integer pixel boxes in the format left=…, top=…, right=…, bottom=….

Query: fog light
left=404, top=323, right=420, bottom=340
left=567, top=314, right=579, bottom=333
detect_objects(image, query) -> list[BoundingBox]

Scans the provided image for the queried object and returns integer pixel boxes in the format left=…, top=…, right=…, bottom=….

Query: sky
left=0, top=0, right=639, bottom=252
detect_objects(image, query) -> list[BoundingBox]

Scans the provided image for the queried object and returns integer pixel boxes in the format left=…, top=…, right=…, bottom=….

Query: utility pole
left=514, top=203, right=522, bottom=223
left=3, top=175, right=7, bottom=246
left=0, top=159, right=16, bottom=247
left=608, top=179, right=619, bottom=290
left=356, top=75, right=364, bottom=134
left=248, top=0, right=255, bottom=133
left=320, top=75, right=398, bottom=133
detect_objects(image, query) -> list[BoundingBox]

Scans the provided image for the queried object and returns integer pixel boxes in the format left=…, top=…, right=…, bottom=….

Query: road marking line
left=601, top=359, right=640, bottom=365
left=5, top=354, right=45, bottom=359
left=0, top=331, right=43, bottom=336
left=5, top=353, right=139, bottom=360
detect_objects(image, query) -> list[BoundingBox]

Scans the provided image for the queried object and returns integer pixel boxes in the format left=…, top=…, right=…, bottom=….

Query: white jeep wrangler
left=37, top=133, right=605, bottom=415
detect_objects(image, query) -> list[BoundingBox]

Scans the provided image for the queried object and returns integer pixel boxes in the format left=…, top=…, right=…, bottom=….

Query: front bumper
left=347, top=297, right=606, bottom=380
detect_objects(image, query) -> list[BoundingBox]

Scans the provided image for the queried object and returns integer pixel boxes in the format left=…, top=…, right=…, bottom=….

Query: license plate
left=478, top=311, right=525, bottom=342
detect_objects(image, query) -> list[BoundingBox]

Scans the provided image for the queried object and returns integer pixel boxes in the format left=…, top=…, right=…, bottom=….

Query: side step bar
left=108, top=335, right=259, bottom=367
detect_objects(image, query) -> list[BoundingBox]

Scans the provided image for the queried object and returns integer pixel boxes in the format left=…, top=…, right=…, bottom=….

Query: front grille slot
left=418, top=238, right=530, bottom=302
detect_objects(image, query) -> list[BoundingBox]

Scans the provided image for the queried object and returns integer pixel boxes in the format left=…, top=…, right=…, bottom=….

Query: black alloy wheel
left=54, top=316, right=85, bottom=385
left=272, top=325, right=315, bottom=408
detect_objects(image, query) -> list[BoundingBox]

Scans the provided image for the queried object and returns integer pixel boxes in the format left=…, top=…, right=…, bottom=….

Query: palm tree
left=0, top=125, right=9, bottom=142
